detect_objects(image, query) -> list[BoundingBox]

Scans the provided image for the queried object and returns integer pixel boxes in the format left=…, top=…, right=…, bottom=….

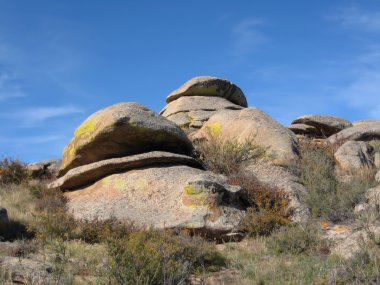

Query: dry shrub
left=227, top=173, right=290, bottom=237
left=0, top=157, right=28, bottom=185
left=194, top=134, right=268, bottom=175
left=107, top=229, right=225, bottom=285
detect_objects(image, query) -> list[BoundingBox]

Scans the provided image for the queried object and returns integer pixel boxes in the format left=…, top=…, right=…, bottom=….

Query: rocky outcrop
left=58, top=102, right=193, bottom=176
left=166, top=76, right=247, bottom=107
left=290, top=115, right=352, bottom=138
left=160, top=96, right=243, bottom=131
left=288, top=123, right=319, bottom=137
left=50, top=103, right=247, bottom=237
left=244, top=161, right=309, bottom=223
left=27, top=158, right=61, bottom=179
left=352, top=120, right=380, bottom=127
left=334, top=141, right=374, bottom=175
left=328, top=121, right=380, bottom=145
left=194, top=108, right=299, bottom=166
left=161, top=76, right=247, bottom=133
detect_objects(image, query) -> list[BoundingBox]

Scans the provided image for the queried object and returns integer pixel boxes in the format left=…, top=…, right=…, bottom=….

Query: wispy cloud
left=3, top=106, right=84, bottom=125
left=231, top=18, right=267, bottom=57
left=329, top=6, right=380, bottom=33
left=0, top=134, right=64, bottom=144
left=0, top=71, right=26, bottom=101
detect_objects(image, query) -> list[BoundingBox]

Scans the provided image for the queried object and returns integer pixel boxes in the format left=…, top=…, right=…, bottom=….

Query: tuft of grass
left=194, top=133, right=268, bottom=176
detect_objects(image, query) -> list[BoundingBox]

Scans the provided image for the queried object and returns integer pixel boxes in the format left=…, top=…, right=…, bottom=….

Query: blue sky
left=0, top=0, right=379, bottom=162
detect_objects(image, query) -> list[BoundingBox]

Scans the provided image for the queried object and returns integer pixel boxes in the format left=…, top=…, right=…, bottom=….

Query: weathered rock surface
left=0, top=256, right=53, bottom=284
left=160, top=96, right=243, bottom=131
left=352, top=119, right=380, bottom=127
left=328, top=121, right=380, bottom=145
left=195, top=108, right=299, bottom=166
left=49, top=151, right=202, bottom=191
left=364, top=185, right=380, bottom=209
left=0, top=207, right=8, bottom=224
left=166, top=76, right=247, bottom=107
left=244, top=161, right=309, bottom=223
left=59, top=103, right=193, bottom=176
left=292, top=115, right=352, bottom=138
left=376, top=170, right=380, bottom=183
left=334, top=141, right=374, bottom=175
left=27, top=158, right=61, bottom=179
left=288, top=123, right=319, bottom=137
left=65, top=165, right=246, bottom=236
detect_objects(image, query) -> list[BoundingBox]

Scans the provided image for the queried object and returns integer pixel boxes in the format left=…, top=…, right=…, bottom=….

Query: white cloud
left=329, top=6, right=380, bottom=32
left=4, top=106, right=84, bottom=125
left=231, top=18, right=267, bottom=57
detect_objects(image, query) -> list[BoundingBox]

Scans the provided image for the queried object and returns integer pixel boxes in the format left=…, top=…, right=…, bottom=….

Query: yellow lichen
left=207, top=122, right=222, bottom=137
left=182, top=185, right=210, bottom=209
left=134, top=179, right=147, bottom=190
left=74, top=119, right=97, bottom=138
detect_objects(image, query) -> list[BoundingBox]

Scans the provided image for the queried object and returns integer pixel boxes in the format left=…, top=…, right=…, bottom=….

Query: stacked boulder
left=160, top=76, right=246, bottom=134
left=289, top=115, right=352, bottom=139
left=49, top=102, right=246, bottom=237
left=27, top=159, right=61, bottom=179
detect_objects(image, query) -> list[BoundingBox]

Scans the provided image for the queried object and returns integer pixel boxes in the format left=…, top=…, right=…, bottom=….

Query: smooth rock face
left=292, top=115, right=352, bottom=137
left=328, top=122, right=380, bottom=145
left=0, top=207, right=8, bottom=224
left=245, top=161, right=309, bottom=223
left=59, top=103, right=193, bottom=176
left=49, top=151, right=202, bottom=191
left=27, top=159, right=61, bottom=179
left=166, top=76, right=248, bottom=107
left=195, top=108, right=299, bottom=166
left=334, top=141, right=374, bottom=175
left=65, top=165, right=246, bottom=236
left=288, top=123, right=319, bottom=137
left=161, top=96, right=243, bottom=131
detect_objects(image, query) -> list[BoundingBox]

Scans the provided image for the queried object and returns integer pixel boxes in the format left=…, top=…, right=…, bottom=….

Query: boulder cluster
left=41, top=75, right=380, bottom=238
left=49, top=102, right=247, bottom=237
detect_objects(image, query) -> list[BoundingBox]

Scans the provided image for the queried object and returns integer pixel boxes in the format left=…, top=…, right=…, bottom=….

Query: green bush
left=267, top=223, right=322, bottom=255
left=0, top=157, right=28, bottom=185
left=299, top=142, right=376, bottom=222
left=107, top=229, right=225, bottom=285
left=194, top=134, right=268, bottom=175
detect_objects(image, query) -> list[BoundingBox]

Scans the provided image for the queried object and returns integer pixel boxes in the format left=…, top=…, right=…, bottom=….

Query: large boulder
left=244, top=161, right=309, bottom=223
left=194, top=108, right=299, bottom=166
left=288, top=123, right=319, bottom=137
left=59, top=103, right=193, bottom=176
left=328, top=121, right=380, bottom=145
left=160, top=96, right=243, bottom=131
left=292, top=115, right=352, bottom=138
left=334, top=141, right=374, bottom=175
left=49, top=151, right=202, bottom=191
left=352, top=120, right=380, bottom=127
left=27, top=159, right=61, bottom=179
left=65, top=165, right=246, bottom=237
left=166, top=76, right=247, bottom=107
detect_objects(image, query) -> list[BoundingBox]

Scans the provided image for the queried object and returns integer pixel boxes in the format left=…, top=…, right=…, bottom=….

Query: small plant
left=194, top=133, right=268, bottom=175
left=0, top=157, right=28, bottom=185
left=267, top=223, right=322, bottom=255
left=107, top=229, right=225, bottom=285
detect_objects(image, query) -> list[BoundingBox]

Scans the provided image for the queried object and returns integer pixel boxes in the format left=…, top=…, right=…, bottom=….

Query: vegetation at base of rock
left=107, top=229, right=224, bottom=285
left=299, top=140, right=377, bottom=222
left=227, top=172, right=290, bottom=236
left=194, top=133, right=267, bottom=175
left=0, top=157, right=28, bottom=185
